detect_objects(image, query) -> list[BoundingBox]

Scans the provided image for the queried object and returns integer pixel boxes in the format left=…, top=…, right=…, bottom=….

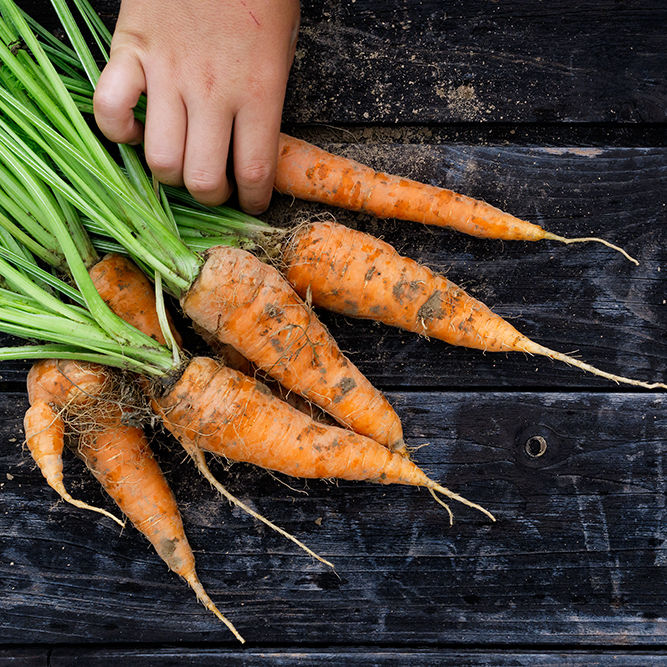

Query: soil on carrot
left=61, top=371, right=150, bottom=438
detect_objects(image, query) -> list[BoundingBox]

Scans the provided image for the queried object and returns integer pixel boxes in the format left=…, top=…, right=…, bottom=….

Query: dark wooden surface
left=1, top=0, right=666, bottom=665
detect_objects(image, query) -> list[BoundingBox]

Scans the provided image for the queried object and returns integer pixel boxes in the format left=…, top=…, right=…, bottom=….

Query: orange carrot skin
left=283, top=220, right=530, bottom=353
left=155, top=356, right=430, bottom=487
left=24, top=402, right=67, bottom=495
left=27, top=359, right=108, bottom=407
left=195, top=327, right=336, bottom=425
left=275, top=133, right=546, bottom=241
left=90, top=254, right=182, bottom=347
left=181, top=246, right=405, bottom=450
left=78, top=412, right=197, bottom=576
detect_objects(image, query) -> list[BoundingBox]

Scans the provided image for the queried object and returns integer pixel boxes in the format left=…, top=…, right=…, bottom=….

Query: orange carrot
left=182, top=246, right=406, bottom=452
left=275, top=134, right=637, bottom=263
left=27, top=358, right=108, bottom=407
left=282, top=220, right=665, bottom=390
left=153, top=356, right=495, bottom=524
left=23, top=400, right=123, bottom=526
left=76, top=406, right=243, bottom=640
left=89, top=254, right=182, bottom=347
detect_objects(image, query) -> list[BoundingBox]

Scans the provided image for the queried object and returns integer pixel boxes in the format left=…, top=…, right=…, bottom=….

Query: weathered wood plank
left=47, top=648, right=667, bottom=666
left=21, top=0, right=666, bottom=123
left=1, top=391, right=664, bottom=645
left=0, top=649, right=46, bottom=667
left=1, top=144, right=664, bottom=390
left=287, top=1, right=667, bottom=123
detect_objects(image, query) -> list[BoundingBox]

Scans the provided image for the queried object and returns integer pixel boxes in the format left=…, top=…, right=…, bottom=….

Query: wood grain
left=1, top=0, right=665, bottom=656
left=46, top=648, right=667, bottom=666
left=1, top=390, right=664, bottom=645
left=20, top=0, right=666, bottom=123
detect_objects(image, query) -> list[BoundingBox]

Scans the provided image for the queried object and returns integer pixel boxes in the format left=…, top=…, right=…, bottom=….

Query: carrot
left=282, top=220, right=666, bottom=390
left=182, top=246, right=406, bottom=452
left=153, top=356, right=495, bottom=525
left=76, top=406, right=244, bottom=641
left=27, top=358, right=109, bottom=407
left=23, top=400, right=123, bottom=526
left=274, top=134, right=637, bottom=263
left=89, top=254, right=182, bottom=347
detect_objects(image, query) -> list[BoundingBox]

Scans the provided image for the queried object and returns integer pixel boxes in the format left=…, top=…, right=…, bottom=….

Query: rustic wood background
left=1, top=1, right=665, bottom=665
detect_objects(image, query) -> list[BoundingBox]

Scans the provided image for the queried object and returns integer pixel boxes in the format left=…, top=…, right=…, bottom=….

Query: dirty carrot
left=182, top=246, right=404, bottom=450
left=274, top=134, right=637, bottom=264
left=76, top=407, right=245, bottom=641
left=89, top=254, right=182, bottom=347
left=26, top=356, right=243, bottom=639
left=153, top=355, right=495, bottom=525
left=281, top=220, right=665, bottom=390
left=23, top=399, right=123, bottom=526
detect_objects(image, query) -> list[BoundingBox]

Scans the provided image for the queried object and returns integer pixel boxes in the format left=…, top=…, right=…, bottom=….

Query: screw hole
left=525, top=435, right=547, bottom=458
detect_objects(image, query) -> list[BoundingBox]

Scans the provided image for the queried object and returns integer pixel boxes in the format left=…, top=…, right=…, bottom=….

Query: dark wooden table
left=1, top=1, right=665, bottom=665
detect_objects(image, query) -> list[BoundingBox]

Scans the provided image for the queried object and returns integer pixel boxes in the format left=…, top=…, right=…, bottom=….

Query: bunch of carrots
left=0, top=0, right=664, bottom=642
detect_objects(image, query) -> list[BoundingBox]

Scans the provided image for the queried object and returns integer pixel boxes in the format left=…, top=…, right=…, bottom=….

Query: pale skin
left=94, top=0, right=300, bottom=214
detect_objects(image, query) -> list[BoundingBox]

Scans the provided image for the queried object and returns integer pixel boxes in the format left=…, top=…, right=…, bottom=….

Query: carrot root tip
left=429, top=488, right=453, bottom=526
left=189, top=447, right=335, bottom=570
left=429, top=483, right=496, bottom=523
left=187, top=574, right=245, bottom=643
left=51, top=482, right=125, bottom=527
left=524, top=342, right=666, bottom=390
left=543, top=232, right=639, bottom=265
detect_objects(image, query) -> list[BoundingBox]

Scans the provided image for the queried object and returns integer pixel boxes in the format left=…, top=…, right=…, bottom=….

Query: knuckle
left=185, top=170, right=226, bottom=199
left=92, top=88, right=119, bottom=119
left=145, top=150, right=181, bottom=177
left=237, top=159, right=273, bottom=188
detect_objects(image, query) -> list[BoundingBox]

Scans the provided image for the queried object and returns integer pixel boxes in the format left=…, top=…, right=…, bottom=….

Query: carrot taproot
left=89, top=254, right=182, bottom=347
left=181, top=246, right=406, bottom=453
left=282, top=220, right=665, bottom=390
left=75, top=406, right=244, bottom=641
left=274, top=134, right=637, bottom=263
left=153, top=356, right=495, bottom=524
left=23, top=400, right=123, bottom=526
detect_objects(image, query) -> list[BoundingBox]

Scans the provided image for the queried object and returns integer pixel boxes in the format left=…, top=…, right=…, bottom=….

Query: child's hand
left=94, top=0, right=300, bottom=214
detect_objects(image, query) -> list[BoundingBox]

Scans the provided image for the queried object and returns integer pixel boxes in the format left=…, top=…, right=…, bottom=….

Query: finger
left=143, top=75, right=187, bottom=187
left=93, top=51, right=145, bottom=145
left=183, top=104, right=233, bottom=206
left=232, top=101, right=282, bottom=214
